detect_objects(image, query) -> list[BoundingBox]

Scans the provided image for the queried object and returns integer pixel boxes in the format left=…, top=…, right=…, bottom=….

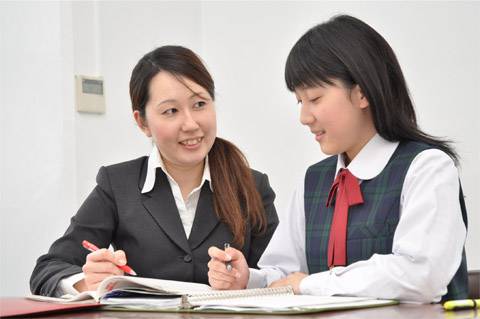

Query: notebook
left=28, top=275, right=398, bottom=314
left=27, top=275, right=215, bottom=304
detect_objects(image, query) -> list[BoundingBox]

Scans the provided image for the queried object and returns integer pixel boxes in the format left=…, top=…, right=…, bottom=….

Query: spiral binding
left=180, top=286, right=294, bottom=309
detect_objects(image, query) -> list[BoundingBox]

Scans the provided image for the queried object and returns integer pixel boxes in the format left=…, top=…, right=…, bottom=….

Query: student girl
left=30, top=45, right=278, bottom=296
left=207, top=15, right=468, bottom=302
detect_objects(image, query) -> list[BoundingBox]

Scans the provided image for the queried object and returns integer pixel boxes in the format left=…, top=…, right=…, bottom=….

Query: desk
left=17, top=304, right=479, bottom=319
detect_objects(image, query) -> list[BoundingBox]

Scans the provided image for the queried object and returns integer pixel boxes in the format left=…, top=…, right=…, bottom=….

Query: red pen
left=81, top=240, right=137, bottom=276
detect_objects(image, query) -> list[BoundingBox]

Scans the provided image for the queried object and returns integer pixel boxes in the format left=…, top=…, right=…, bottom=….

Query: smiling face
left=134, top=71, right=217, bottom=171
left=295, top=81, right=376, bottom=162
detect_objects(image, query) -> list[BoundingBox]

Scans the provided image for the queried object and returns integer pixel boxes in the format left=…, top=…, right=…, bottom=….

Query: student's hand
left=76, top=249, right=127, bottom=292
left=268, top=272, right=308, bottom=294
left=207, top=246, right=249, bottom=290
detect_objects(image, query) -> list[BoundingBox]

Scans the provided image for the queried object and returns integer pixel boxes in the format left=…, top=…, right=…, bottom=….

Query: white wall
left=0, top=1, right=76, bottom=296
left=73, top=1, right=203, bottom=205
left=1, top=1, right=478, bottom=296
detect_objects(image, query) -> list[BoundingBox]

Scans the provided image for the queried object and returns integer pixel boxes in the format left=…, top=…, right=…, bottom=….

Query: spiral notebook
left=28, top=276, right=292, bottom=306
left=28, top=276, right=397, bottom=314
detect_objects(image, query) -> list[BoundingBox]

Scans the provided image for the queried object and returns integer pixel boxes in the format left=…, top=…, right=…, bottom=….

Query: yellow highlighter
left=443, top=299, right=480, bottom=311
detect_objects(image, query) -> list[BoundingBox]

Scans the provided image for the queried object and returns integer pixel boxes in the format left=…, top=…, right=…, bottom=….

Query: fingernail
left=118, top=259, right=126, bottom=265
left=226, top=254, right=232, bottom=261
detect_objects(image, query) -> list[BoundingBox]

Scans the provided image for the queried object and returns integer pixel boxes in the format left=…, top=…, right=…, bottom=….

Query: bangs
left=285, top=22, right=354, bottom=92
left=285, top=37, right=333, bottom=91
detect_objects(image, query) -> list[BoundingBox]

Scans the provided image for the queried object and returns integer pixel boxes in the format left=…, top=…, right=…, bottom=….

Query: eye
left=310, top=96, right=322, bottom=103
left=193, top=101, right=206, bottom=109
left=162, top=108, right=178, bottom=115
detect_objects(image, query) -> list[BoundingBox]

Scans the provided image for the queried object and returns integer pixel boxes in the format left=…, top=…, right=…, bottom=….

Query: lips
left=312, top=130, right=326, bottom=141
left=179, top=137, right=203, bottom=146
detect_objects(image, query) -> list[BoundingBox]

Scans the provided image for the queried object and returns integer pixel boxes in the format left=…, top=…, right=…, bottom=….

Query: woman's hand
left=75, top=249, right=127, bottom=292
left=207, top=246, right=249, bottom=290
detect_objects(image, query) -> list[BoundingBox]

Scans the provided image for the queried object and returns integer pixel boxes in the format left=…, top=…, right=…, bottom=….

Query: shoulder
left=307, top=155, right=337, bottom=172
left=249, top=168, right=275, bottom=197
left=402, top=148, right=460, bottom=203
left=103, top=156, right=148, bottom=173
left=394, top=141, right=457, bottom=173
left=97, top=156, right=148, bottom=186
left=304, top=155, right=337, bottom=182
left=410, top=148, right=458, bottom=175
left=250, top=168, right=269, bottom=188
left=394, top=141, right=434, bottom=159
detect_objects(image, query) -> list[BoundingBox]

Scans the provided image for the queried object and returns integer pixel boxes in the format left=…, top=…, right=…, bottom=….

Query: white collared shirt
left=142, top=145, right=212, bottom=238
left=248, top=134, right=466, bottom=303
left=57, top=146, right=211, bottom=296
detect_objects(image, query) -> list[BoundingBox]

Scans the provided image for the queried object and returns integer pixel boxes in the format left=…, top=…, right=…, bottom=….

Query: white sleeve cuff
left=247, top=268, right=267, bottom=288
left=300, top=268, right=345, bottom=296
left=56, top=272, right=85, bottom=297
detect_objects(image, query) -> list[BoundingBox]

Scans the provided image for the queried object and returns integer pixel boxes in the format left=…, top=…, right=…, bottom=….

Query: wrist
left=241, top=268, right=250, bottom=289
left=73, top=279, right=88, bottom=292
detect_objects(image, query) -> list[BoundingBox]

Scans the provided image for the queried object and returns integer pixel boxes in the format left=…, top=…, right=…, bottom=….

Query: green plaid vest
left=304, top=141, right=468, bottom=301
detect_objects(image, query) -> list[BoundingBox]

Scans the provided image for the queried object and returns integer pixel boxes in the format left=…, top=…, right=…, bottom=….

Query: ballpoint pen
left=224, top=243, right=232, bottom=272
left=82, top=240, right=137, bottom=276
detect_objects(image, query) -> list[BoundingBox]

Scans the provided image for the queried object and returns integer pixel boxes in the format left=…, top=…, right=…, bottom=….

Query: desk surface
left=22, top=304, right=478, bottom=319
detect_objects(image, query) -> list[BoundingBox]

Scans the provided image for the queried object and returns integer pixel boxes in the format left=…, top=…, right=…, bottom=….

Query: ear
left=352, top=85, right=369, bottom=109
left=133, top=110, right=152, bottom=137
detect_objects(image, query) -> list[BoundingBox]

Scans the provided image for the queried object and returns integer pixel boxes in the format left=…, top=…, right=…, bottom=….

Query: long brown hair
left=129, top=45, right=266, bottom=246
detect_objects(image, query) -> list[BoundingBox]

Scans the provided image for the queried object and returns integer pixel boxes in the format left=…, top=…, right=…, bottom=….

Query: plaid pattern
left=304, top=141, right=468, bottom=301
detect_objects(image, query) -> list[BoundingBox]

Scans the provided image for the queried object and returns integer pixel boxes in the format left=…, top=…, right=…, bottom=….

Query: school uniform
left=247, top=134, right=468, bottom=302
left=30, top=146, right=279, bottom=297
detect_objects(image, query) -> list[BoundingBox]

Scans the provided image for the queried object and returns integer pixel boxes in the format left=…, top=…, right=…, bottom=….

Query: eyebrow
left=189, top=91, right=210, bottom=100
left=155, top=92, right=210, bottom=108
left=155, top=99, right=176, bottom=107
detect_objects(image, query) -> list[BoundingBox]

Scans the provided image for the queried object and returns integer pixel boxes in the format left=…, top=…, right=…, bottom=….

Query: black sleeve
left=246, top=173, right=279, bottom=268
left=29, top=167, right=118, bottom=296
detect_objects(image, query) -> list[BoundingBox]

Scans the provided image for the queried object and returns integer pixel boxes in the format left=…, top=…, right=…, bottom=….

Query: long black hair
left=285, top=14, right=458, bottom=164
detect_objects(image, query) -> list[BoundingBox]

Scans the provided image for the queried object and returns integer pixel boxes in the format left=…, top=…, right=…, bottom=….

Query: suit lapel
left=188, top=182, right=220, bottom=250
left=141, top=169, right=190, bottom=254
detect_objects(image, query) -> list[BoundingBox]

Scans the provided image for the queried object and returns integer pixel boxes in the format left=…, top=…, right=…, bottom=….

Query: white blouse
left=247, top=134, right=466, bottom=303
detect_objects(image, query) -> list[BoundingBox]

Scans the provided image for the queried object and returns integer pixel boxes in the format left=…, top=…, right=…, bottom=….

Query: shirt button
left=183, top=254, right=192, bottom=263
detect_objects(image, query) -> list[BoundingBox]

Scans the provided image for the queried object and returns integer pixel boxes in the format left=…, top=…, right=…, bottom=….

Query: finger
left=208, top=274, right=236, bottom=290
left=84, top=272, right=114, bottom=286
left=86, top=249, right=115, bottom=263
left=208, top=259, right=239, bottom=277
left=85, top=273, right=119, bottom=290
left=208, top=269, right=237, bottom=284
left=113, top=250, right=127, bottom=266
left=223, top=247, right=244, bottom=261
left=209, top=279, right=232, bottom=290
left=208, top=246, right=230, bottom=261
left=207, top=258, right=226, bottom=270
left=83, top=261, right=124, bottom=275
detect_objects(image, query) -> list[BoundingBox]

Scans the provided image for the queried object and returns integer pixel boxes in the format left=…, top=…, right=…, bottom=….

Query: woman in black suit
left=30, top=46, right=278, bottom=296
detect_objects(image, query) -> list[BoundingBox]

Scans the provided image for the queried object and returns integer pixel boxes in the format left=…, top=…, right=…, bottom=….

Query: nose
left=181, top=110, right=200, bottom=131
left=299, top=103, right=314, bottom=126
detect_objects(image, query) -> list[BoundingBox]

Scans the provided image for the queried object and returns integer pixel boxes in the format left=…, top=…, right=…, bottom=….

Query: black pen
left=224, top=243, right=232, bottom=272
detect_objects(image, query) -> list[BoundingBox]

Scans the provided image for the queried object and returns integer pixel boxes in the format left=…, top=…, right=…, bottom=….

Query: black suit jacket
left=30, top=156, right=278, bottom=296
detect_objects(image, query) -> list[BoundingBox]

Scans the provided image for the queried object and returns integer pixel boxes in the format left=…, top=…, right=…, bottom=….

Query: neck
left=344, top=127, right=377, bottom=166
left=163, top=158, right=205, bottom=201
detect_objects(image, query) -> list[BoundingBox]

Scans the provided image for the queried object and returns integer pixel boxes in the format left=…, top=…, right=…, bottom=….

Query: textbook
left=28, top=276, right=397, bottom=314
